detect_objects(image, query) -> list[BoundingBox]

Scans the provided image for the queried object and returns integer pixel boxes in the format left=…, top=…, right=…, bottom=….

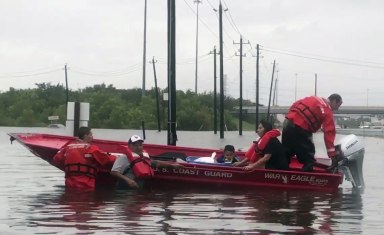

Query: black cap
left=224, top=145, right=235, bottom=152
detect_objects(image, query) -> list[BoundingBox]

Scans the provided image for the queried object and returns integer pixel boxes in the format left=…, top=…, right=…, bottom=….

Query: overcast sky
left=1, top=0, right=383, bottom=106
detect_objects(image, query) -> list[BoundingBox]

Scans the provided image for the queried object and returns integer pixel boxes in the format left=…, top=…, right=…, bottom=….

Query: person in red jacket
left=282, top=94, right=343, bottom=172
left=52, top=127, right=115, bottom=191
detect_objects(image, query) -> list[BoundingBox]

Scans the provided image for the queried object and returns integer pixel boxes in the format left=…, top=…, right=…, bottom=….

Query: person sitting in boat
left=282, top=94, right=343, bottom=172
left=52, top=126, right=116, bottom=191
left=234, top=120, right=289, bottom=170
left=216, top=145, right=240, bottom=164
left=110, top=135, right=183, bottom=189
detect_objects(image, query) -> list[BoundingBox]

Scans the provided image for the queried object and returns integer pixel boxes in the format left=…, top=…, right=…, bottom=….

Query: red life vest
left=246, top=129, right=281, bottom=162
left=63, top=143, right=99, bottom=178
left=120, top=146, right=154, bottom=178
left=287, top=96, right=331, bottom=132
left=245, top=142, right=259, bottom=163
left=286, top=96, right=337, bottom=157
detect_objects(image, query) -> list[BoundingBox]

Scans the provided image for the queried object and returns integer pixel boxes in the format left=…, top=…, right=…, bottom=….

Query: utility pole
left=150, top=57, right=161, bottom=132
left=64, top=64, right=69, bottom=109
left=167, top=0, right=177, bottom=145
left=254, top=44, right=260, bottom=131
left=219, top=1, right=225, bottom=139
left=209, top=46, right=219, bottom=134
left=267, top=60, right=276, bottom=121
left=234, top=36, right=250, bottom=136
left=273, top=70, right=279, bottom=106
left=142, top=0, right=147, bottom=96
left=194, top=0, right=201, bottom=93
left=315, top=73, right=317, bottom=96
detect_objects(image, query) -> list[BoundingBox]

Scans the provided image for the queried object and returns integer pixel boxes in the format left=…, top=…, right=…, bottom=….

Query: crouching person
left=111, top=135, right=183, bottom=190
left=52, top=126, right=116, bottom=191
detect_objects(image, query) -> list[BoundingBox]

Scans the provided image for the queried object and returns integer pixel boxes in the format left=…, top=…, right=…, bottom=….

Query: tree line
left=0, top=83, right=257, bottom=130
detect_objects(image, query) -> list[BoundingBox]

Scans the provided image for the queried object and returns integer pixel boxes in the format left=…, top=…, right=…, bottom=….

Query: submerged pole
left=167, top=0, right=177, bottom=145
left=219, top=1, right=224, bottom=139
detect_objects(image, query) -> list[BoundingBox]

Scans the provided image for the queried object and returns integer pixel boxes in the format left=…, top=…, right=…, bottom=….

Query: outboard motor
left=336, top=134, right=365, bottom=189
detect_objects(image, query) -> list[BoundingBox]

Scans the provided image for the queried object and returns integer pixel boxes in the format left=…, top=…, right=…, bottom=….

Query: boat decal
left=264, top=173, right=288, bottom=183
left=204, top=170, right=232, bottom=178
left=265, top=173, right=328, bottom=186
left=155, top=167, right=233, bottom=178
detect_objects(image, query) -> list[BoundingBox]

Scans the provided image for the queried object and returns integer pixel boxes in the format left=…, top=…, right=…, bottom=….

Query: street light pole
left=142, top=0, right=147, bottom=96
left=194, top=0, right=201, bottom=94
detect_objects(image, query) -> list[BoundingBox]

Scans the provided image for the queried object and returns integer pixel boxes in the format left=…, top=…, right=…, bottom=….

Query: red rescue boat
left=7, top=133, right=365, bottom=192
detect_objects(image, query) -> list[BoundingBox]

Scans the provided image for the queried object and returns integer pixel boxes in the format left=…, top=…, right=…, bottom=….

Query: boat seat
left=151, top=152, right=187, bottom=161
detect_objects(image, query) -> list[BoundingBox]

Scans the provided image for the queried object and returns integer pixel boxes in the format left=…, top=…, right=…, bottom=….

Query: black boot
left=302, top=163, right=314, bottom=172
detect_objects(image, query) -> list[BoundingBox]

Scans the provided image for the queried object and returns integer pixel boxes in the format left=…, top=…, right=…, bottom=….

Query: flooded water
left=1, top=127, right=384, bottom=234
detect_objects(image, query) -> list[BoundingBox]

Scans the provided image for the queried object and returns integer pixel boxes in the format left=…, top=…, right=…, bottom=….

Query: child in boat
left=110, top=135, right=183, bottom=189
left=216, top=145, right=240, bottom=164
left=234, top=120, right=289, bottom=170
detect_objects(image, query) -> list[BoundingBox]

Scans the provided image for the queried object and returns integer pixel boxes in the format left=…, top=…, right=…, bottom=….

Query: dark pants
left=282, top=119, right=316, bottom=172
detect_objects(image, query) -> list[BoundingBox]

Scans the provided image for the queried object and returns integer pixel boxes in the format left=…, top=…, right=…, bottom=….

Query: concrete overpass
left=236, top=106, right=384, bottom=115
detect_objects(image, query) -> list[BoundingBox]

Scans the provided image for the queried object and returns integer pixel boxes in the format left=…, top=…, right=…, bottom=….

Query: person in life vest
left=235, top=120, right=288, bottom=170
left=52, top=127, right=116, bottom=191
left=110, top=135, right=183, bottom=189
left=282, top=94, right=343, bottom=172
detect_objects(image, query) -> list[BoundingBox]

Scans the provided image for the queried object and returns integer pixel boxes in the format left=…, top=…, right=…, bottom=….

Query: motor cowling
left=336, top=134, right=365, bottom=190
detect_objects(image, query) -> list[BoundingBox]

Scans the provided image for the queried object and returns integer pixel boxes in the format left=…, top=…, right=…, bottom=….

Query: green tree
left=0, top=83, right=256, bottom=130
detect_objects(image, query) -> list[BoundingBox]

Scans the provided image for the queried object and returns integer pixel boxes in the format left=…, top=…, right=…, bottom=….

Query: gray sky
left=1, top=0, right=383, bottom=106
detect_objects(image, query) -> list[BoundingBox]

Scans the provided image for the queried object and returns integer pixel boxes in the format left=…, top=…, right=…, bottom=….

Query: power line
left=0, top=68, right=62, bottom=78
left=263, top=46, right=384, bottom=65
left=70, top=63, right=141, bottom=75
left=222, top=0, right=241, bottom=35
left=205, top=0, right=215, bottom=9
left=182, top=0, right=218, bottom=38
left=262, top=47, right=384, bottom=69
left=70, top=66, right=141, bottom=77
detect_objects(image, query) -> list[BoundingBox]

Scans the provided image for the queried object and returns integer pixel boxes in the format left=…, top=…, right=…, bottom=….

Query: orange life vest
left=120, top=146, right=154, bottom=178
left=63, top=143, right=99, bottom=178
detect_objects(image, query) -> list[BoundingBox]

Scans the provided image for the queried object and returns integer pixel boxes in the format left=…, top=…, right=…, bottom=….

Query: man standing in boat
left=110, top=135, right=183, bottom=189
left=282, top=94, right=343, bottom=172
left=52, top=126, right=115, bottom=191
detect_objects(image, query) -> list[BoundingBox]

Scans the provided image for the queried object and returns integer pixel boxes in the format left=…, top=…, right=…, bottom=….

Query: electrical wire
left=0, top=67, right=62, bottom=78
left=262, top=47, right=384, bottom=69
left=222, top=0, right=241, bottom=35
left=182, top=0, right=218, bottom=38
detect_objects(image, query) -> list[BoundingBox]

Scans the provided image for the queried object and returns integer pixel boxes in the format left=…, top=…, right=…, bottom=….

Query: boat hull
left=8, top=133, right=343, bottom=192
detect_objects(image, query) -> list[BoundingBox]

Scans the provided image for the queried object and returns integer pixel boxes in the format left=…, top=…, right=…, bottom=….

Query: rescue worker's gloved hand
left=328, top=151, right=343, bottom=173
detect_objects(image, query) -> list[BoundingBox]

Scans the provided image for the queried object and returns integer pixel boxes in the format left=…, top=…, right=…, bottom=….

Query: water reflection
left=144, top=188, right=363, bottom=234
left=7, top=185, right=364, bottom=234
